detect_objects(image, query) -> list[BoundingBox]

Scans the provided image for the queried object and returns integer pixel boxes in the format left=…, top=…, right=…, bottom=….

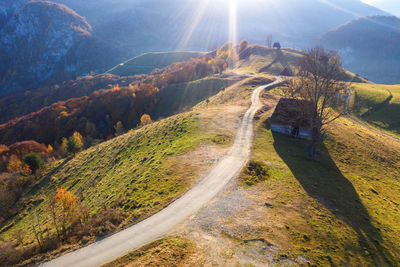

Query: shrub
left=140, top=114, right=153, bottom=127
left=242, top=160, right=270, bottom=186
left=22, top=153, right=44, bottom=174
left=7, top=155, right=22, bottom=173
left=66, top=132, right=84, bottom=155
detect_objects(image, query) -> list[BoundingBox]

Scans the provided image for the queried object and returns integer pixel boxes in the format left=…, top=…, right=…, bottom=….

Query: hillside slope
left=0, top=76, right=257, bottom=266
left=351, top=83, right=400, bottom=137
left=98, top=89, right=400, bottom=266
left=0, top=1, right=120, bottom=94
left=317, top=16, right=400, bottom=84
left=236, top=45, right=303, bottom=75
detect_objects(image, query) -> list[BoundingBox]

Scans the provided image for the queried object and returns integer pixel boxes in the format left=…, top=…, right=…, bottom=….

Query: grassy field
left=352, top=83, right=400, bottom=137
left=107, top=52, right=205, bottom=76
left=240, top=97, right=400, bottom=265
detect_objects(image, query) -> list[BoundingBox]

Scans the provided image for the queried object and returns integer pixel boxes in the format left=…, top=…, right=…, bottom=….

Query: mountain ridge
left=317, top=15, right=400, bottom=84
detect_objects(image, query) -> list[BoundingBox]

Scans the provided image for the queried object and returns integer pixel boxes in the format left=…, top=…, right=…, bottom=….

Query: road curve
left=41, top=78, right=283, bottom=267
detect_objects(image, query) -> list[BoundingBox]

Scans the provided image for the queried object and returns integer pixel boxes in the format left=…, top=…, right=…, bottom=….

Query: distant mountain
left=0, top=1, right=121, bottom=94
left=317, top=16, right=400, bottom=84
left=0, top=0, right=390, bottom=93
left=46, top=0, right=388, bottom=53
left=0, top=0, right=26, bottom=29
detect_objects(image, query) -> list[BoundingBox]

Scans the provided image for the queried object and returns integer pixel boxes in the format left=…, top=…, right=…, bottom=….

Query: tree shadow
left=272, top=132, right=394, bottom=265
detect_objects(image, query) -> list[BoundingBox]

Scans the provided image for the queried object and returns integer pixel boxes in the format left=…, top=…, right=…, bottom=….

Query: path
left=41, top=78, right=283, bottom=267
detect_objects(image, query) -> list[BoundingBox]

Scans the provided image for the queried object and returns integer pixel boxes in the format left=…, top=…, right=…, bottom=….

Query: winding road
left=41, top=78, right=283, bottom=267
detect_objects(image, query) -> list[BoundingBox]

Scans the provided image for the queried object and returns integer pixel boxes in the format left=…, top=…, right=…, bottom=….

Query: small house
left=270, top=98, right=313, bottom=140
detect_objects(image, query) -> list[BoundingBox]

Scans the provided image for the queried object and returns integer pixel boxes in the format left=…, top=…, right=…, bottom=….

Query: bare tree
left=285, top=46, right=347, bottom=159
left=266, top=35, right=273, bottom=48
left=31, top=210, right=44, bottom=249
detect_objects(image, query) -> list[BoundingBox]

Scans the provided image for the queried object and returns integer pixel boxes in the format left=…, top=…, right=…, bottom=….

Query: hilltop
left=317, top=15, right=400, bottom=84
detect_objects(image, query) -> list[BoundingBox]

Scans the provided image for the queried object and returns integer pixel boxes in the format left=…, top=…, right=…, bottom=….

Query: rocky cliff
left=0, top=1, right=120, bottom=94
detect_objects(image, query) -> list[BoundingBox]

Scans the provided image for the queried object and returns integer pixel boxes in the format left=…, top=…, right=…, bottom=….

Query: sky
left=361, top=0, right=400, bottom=16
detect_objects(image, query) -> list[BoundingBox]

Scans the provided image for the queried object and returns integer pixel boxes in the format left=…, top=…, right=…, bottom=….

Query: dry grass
left=102, top=237, right=205, bottom=267
left=239, top=95, right=400, bottom=266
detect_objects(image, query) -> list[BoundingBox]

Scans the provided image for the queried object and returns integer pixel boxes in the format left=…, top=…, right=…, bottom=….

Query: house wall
left=271, top=124, right=292, bottom=136
left=298, top=128, right=312, bottom=140
left=271, top=124, right=312, bottom=140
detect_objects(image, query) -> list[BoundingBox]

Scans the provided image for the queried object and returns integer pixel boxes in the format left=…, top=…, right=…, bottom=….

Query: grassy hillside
left=235, top=95, right=400, bottom=265
left=107, top=52, right=206, bottom=76
left=92, top=88, right=400, bottom=267
left=0, top=75, right=251, bottom=265
left=235, top=45, right=303, bottom=75
left=352, top=83, right=400, bottom=137
left=0, top=113, right=197, bottom=235
left=235, top=45, right=366, bottom=82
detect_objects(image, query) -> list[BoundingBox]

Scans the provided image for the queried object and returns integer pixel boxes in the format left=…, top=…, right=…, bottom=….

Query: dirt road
left=41, top=78, right=283, bottom=267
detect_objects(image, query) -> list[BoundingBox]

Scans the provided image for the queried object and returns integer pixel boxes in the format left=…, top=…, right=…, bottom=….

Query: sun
left=176, top=0, right=243, bottom=51
left=229, top=0, right=238, bottom=46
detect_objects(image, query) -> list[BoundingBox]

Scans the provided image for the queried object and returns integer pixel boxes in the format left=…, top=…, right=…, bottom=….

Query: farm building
left=270, top=98, right=313, bottom=140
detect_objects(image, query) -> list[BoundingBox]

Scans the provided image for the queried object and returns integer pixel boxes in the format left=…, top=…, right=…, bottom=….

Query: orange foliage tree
left=6, top=155, right=21, bottom=173
left=49, top=187, right=81, bottom=240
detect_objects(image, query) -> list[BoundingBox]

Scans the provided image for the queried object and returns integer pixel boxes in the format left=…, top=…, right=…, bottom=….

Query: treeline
left=0, top=48, right=231, bottom=125
left=0, top=83, right=158, bottom=146
left=0, top=46, right=234, bottom=161
left=0, top=74, right=141, bottom=124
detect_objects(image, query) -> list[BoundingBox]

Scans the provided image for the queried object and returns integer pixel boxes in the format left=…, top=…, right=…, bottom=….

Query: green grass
left=246, top=109, right=400, bottom=266
left=0, top=112, right=221, bottom=242
left=352, top=83, right=400, bottom=136
left=107, top=52, right=206, bottom=76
